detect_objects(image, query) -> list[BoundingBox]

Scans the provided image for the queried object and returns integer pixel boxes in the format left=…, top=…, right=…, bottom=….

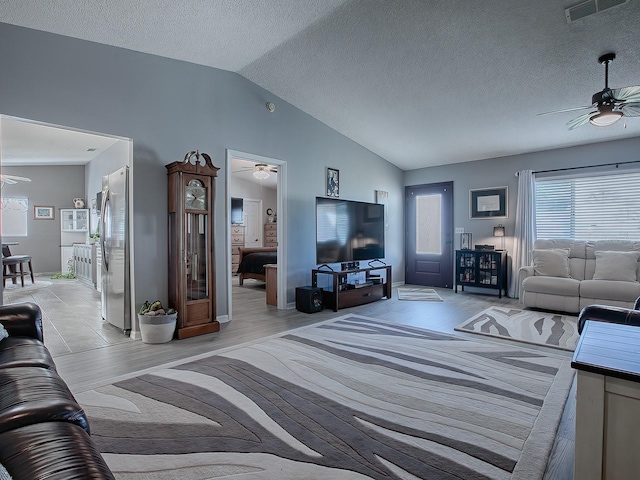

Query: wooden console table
left=312, top=265, right=391, bottom=312
left=572, top=320, right=640, bottom=479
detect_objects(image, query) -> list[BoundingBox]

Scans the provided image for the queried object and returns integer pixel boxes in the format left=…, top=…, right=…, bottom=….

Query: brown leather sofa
left=0, top=302, right=114, bottom=479
left=577, top=296, right=640, bottom=334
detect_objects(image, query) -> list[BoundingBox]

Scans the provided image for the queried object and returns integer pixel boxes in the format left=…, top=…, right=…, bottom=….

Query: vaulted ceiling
left=2, top=0, right=640, bottom=170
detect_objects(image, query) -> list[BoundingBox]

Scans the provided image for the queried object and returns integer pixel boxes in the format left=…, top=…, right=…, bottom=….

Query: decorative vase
left=138, top=313, right=177, bottom=344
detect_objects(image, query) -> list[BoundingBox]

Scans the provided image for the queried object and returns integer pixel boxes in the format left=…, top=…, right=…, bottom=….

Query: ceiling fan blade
left=611, top=86, right=640, bottom=102
left=2, top=175, right=32, bottom=182
left=621, top=102, right=640, bottom=117
left=566, top=111, right=595, bottom=130
left=537, top=105, right=593, bottom=116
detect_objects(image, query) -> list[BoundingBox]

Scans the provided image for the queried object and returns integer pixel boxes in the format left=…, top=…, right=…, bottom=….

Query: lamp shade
left=493, top=225, right=505, bottom=237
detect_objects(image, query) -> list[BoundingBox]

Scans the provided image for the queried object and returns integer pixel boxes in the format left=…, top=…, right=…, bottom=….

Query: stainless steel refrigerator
left=101, top=166, right=131, bottom=332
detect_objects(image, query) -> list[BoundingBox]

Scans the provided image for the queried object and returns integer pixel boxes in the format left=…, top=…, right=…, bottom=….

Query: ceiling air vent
left=565, top=0, right=629, bottom=23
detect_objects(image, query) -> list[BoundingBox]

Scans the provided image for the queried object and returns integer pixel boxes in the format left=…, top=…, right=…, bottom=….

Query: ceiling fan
left=0, top=174, right=32, bottom=188
left=232, top=163, right=277, bottom=180
left=540, top=53, right=640, bottom=130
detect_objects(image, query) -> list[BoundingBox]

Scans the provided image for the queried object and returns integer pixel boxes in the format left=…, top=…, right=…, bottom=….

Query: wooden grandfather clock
left=166, top=150, right=220, bottom=339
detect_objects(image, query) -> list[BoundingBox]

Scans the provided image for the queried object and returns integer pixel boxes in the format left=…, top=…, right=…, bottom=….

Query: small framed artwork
left=327, top=167, right=339, bottom=197
left=470, top=187, right=507, bottom=219
left=34, top=205, right=55, bottom=220
left=460, top=233, right=472, bottom=250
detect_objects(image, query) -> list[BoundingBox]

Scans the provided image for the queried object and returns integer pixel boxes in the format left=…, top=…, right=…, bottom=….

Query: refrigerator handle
left=101, top=188, right=109, bottom=272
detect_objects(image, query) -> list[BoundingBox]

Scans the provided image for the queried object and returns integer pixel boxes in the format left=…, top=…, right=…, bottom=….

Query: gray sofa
left=519, top=239, right=640, bottom=314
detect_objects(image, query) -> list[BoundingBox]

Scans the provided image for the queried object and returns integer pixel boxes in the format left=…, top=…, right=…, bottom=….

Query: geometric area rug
left=77, top=314, right=574, bottom=479
left=455, top=306, right=580, bottom=352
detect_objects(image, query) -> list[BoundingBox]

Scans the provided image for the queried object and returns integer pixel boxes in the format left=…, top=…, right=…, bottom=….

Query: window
left=1, top=197, right=28, bottom=237
left=536, top=171, right=640, bottom=240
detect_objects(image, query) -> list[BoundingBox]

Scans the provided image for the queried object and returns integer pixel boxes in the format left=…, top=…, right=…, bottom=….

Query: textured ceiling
left=2, top=0, right=640, bottom=170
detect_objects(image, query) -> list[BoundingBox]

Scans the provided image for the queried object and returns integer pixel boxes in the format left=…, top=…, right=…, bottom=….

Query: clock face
left=185, top=180, right=206, bottom=210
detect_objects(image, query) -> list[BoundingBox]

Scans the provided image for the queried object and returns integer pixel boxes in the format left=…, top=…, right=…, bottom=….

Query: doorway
left=405, top=182, right=454, bottom=288
left=0, top=115, right=135, bottom=351
left=226, top=150, right=286, bottom=319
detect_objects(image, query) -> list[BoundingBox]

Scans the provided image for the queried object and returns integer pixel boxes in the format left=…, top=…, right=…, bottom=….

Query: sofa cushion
left=580, top=279, right=640, bottom=303
left=0, top=367, right=89, bottom=435
left=0, top=337, right=57, bottom=371
left=522, top=275, right=581, bottom=296
left=533, top=239, right=588, bottom=279
left=592, top=250, right=640, bottom=282
left=585, top=240, right=640, bottom=280
left=0, top=422, right=114, bottom=480
left=532, top=248, right=571, bottom=278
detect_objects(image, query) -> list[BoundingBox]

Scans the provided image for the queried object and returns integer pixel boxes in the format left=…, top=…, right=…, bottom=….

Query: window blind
left=536, top=171, right=640, bottom=240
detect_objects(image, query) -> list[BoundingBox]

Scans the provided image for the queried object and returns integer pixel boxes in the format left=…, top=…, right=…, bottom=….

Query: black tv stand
left=312, top=265, right=392, bottom=312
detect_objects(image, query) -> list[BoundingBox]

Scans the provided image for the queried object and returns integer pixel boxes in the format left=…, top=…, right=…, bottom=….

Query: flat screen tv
left=316, top=197, right=385, bottom=264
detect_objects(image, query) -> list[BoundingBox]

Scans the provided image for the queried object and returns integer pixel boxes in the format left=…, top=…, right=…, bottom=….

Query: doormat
left=397, top=286, right=443, bottom=301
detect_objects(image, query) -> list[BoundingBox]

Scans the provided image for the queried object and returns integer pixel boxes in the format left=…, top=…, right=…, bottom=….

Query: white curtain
left=509, top=170, right=536, bottom=298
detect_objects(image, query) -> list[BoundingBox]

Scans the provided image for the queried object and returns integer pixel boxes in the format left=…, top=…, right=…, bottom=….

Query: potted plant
left=137, top=300, right=177, bottom=344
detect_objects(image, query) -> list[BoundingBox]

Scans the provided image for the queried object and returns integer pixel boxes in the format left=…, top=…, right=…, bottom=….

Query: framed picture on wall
left=327, top=167, right=339, bottom=197
left=470, top=187, right=507, bottom=219
left=34, top=205, right=55, bottom=220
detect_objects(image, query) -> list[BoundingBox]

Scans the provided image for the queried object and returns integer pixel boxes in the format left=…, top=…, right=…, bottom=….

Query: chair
left=2, top=255, right=35, bottom=287
left=577, top=296, right=640, bottom=334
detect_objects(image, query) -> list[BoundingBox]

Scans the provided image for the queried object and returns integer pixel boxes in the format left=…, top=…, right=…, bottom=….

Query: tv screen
left=231, top=197, right=243, bottom=224
left=316, top=197, right=385, bottom=264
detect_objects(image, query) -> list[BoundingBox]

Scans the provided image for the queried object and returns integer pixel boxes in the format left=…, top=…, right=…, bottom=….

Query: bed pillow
left=532, top=248, right=571, bottom=278
left=593, top=250, right=640, bottom=282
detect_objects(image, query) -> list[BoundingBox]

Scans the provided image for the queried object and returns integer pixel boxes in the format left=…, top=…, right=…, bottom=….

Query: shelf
left=455, top=250, right=507, bottom=298
left=312, top=265, right=391, bottom=312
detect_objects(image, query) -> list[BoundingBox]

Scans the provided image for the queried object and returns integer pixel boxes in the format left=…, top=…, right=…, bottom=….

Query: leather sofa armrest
left=0, top=303, right=43, bottom=342
left=577, top=304, right=640, bottom=334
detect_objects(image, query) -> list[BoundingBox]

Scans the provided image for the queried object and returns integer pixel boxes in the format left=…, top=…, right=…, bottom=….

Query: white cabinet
left=61, top=246, right=74, bottom=275
left=60, top=209, right=89, bottom=271
left=74, top=244, right=97, bottom=287
left=60, top=209, right=89, bottom=232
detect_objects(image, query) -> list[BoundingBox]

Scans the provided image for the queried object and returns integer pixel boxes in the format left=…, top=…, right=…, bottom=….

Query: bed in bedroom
left=236, top=247, right=277, bottom=285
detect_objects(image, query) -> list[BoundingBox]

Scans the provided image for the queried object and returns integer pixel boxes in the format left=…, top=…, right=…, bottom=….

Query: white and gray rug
left=455, top=307, right=580, bottom=351
left=78, top=314, right=574, bottom=479
left=397, top=287, right=443, bottom=301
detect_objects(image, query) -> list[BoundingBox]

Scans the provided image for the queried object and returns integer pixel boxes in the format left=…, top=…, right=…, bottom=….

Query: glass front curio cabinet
left=166, top=151, right=220, bottom=339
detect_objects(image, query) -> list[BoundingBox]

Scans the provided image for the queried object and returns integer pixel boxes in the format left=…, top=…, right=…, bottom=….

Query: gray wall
left=0, top=23, right=404, bottom=314
left=2, top=165, right=85, bottom=273
left=404, top=136, right=640, bottom=254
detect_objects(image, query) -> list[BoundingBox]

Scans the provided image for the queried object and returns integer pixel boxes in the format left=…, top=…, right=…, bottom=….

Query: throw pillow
left=0, top=462, right=12, bottom=480
left=593, top=250, right=640, bottom=282
left=532, top=248, right=571, bottom=278
left=0, top=323, right=8, bottom=342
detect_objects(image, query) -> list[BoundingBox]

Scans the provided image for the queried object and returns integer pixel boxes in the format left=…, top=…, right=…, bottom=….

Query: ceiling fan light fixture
left=589, top=109, right=623, bottom=127
left=253, top=164, right=270, bottom=179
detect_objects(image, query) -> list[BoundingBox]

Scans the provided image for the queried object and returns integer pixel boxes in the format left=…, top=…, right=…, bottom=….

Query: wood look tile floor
left=3, top=275, right=574, bottom=479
